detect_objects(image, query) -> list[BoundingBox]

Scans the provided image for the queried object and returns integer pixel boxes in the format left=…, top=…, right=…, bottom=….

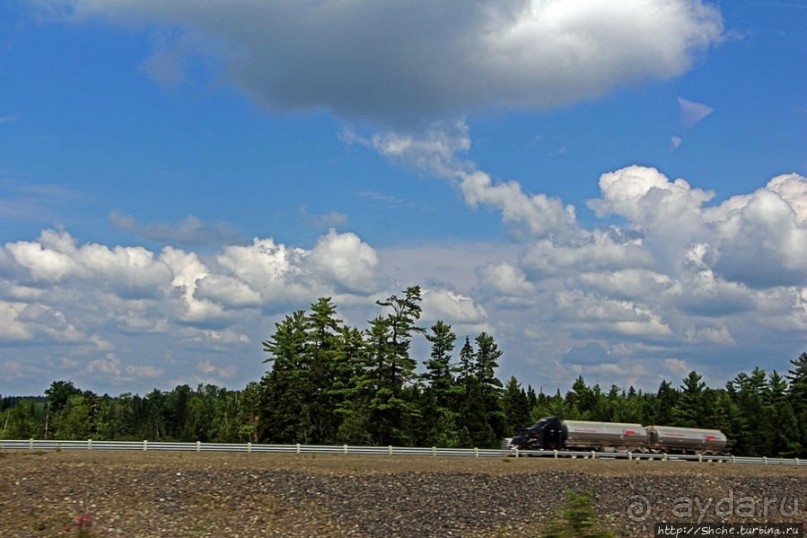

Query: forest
left=2, top=286, right=807, bottom=457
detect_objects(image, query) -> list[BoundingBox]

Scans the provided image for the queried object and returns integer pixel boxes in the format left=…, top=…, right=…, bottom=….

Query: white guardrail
left=0, top=439, right=803, bottom=466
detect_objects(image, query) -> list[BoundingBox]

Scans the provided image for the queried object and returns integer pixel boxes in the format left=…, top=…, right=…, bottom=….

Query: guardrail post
left=628, top=452, right=632, bottom=461
left=296, top=443, right=301, bottom=454
left=343, top=444, right=348, bottom=455
left=247, top=442, right=252, bottom=454
left=553, top=449, right=558, bottom=459
left=474, top=448, right=479, bottom=458
left=698, top=454, right=702, bottom=463
left=29, top=438, right=34, bottom=450
left=763, top=456, right=768, bottom=465
left=663, top=453, right=668, bottom=461
left=432, top=446, right=436, bottom=457
left=796, top=458, right=800, bottom=466
left=731, top=455, right=736, bottom=464
left=514, top=448, right=519, bottom=459
left=388, top=445, right=393, bottom=456
left=591, top=450, right=596, bottom=460
left=88, top=439, right=92, bottom=451
left=196, top=441, right=201, bottom=452
left=143, top=440, right=148, bottom=451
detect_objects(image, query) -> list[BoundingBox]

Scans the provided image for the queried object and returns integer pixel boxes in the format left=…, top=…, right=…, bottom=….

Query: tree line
left=2, top=286, right=807, bottom=457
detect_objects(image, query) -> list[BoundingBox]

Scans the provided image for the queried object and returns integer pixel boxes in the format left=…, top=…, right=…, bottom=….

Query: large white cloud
left=587, top=165, right=715, bottom=268
left=5, top=229, right=173, bottom=296
left=38, top=0, right=723, bottom=124
left=586, top=167, right=807, bottom=288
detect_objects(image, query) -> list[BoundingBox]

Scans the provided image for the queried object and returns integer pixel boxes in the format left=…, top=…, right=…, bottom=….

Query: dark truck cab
left=509, top=417, right=565, bottom=450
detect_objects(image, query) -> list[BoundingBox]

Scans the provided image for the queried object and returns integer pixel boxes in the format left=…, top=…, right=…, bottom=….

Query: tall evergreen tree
left=360, top=286, right=424, bottom=445
left=567, top=376, right=595, bottom=420
left=653, top=380, right=678, bottom=425
left=501, top=376, right=531, bottom=435
left=727, top=369, right=768, bottom=455
left=458, top=376, right=498, bottom=448
left=672, top=371, right=706, bottom=427
left=423, top=320, right=457, bottom=407
left=473, top=332, right=504, bottom=399
left=303, top=297, right=344, bottom=443
left=526, top=385, right=538, bottom=416
left=421, top=320, right=461, bottom=446
left=457, top=336, right=475, bottom=388
left=260, top=310, right=310, bottom=443
left=332, top=325, right=371, bottom=444
left=764, top=370, right=801, bottom=456
left=468, top=332, right=505, bottom=438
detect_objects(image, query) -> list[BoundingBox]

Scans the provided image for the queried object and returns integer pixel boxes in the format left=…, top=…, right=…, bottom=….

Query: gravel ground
left=1, top=450, right=805, bottom=537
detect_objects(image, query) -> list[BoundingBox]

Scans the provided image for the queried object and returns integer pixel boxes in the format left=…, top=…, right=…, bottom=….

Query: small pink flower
left=76, top=512, right=93, bottom=526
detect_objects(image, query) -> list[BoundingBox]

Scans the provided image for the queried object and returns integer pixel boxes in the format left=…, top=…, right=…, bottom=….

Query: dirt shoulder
left=1, top=450, right=805, bottom=537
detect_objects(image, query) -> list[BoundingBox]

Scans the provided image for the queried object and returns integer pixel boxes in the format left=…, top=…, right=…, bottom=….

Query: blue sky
left=1, top=0, right=805, bottom=396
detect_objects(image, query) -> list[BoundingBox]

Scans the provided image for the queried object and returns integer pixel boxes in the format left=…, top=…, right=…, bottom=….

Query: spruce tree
left=764, top=370, right=801, bottom=456
left=501, top=376, right=531, bottom=435
left=260, top=310, right=310, bottom=443
left=304, top=297, right=344, bottom=443
left=423, top=320, right=457, bottom=408
left=672, top=371, right=706, bottom=427
left=653, top=380, right=678, bottom=425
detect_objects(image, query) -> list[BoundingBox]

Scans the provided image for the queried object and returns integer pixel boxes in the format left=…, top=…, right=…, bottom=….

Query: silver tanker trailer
left=646, top=425, right=727, bottom=455
left=563, top=420, right=648, bottom=452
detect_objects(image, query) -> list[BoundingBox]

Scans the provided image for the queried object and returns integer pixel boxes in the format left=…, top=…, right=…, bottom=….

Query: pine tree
left=672, top=371, right=706, bottom=427
left=360, top=286, right=424, bottom=445
left=473, top=332, right=505, bottom=438
left=567, top=376, right=595, bottom=420
left=423, top=320, right=457, bottom=408
left=304, top=297, right=344, bottom=443
left=259, top=310, right=310, bottom=443
left=457, top=336, right=475, bottom=389
left=653, top=380, right=678, bottom=425
left=727, top=368, right=768, bottom=455
left=459, top=376, right=497, bottom=448
left=501, top=376, right=531, bottom=435
left=764, top=370, right=801, bottom=456
left=473, top=332, right=503, bottom=399
left=421, top=320, right=461, bottom=446
left=332, top=325, right=370, bottom=443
